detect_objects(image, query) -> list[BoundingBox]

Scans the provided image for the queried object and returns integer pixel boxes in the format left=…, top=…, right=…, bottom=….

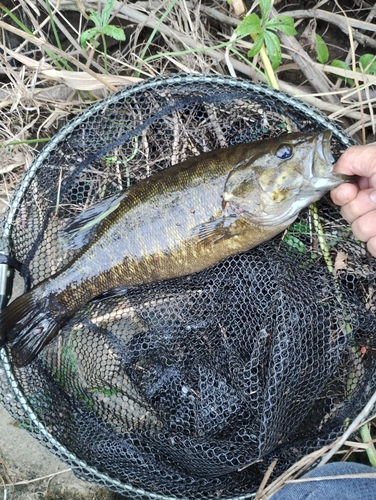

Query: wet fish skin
left=0, top=131, right=355, bottom=366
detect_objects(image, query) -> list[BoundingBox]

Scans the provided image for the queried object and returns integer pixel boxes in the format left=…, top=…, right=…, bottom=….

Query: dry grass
left=0, top=1, right=375, bottom=174
left=0, top=0, right=376, bottom=497
left=256, top=393, right=376, bottom=499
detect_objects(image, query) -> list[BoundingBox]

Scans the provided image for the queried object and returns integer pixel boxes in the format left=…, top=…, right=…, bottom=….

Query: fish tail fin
left=0, top=290, right=70, bottom=367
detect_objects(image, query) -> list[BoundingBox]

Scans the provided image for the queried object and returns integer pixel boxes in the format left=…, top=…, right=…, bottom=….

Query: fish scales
left=51, top=143, right=262, bottom=304
left=0, top=131, right=356, bottom=365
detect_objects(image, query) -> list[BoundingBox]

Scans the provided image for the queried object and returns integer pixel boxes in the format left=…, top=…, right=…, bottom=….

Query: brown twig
left=255, top=458, right=278, bottom=500
left=271, top=7, right=338, bottom=104
left=4, top=468, right=71, bottom=486
left=284, top=9, right=376, bottom=49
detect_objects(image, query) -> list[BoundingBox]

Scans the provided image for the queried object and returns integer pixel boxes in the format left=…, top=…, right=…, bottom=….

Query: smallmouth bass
left=0, top=131, right=355, bottom=366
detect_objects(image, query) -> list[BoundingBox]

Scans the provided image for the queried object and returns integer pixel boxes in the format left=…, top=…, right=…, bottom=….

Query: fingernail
left=370, top=191, right=376, bottom=203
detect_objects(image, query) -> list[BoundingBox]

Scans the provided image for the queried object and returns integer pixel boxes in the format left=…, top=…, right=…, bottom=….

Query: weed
left=235, top=0, right=296, bottom=88
left=80, top=0, right=126, bottom=74
left=315, top=34, right=329, bottom=64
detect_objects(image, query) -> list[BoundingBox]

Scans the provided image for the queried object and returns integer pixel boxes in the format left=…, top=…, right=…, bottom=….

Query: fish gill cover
left=0, top=74, right=375, bottom=498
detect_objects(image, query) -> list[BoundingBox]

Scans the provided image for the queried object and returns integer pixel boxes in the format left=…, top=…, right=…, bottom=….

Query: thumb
left=334, top=145, right=376, bottom=189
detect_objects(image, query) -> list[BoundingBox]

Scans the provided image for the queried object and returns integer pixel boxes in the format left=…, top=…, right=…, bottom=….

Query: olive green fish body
left=0, top=131, right=355, bottom=365
left=52, top=143, right=287, bottom=307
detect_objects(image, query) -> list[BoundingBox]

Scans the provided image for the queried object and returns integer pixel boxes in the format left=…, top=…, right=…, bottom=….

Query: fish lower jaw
left=310, top=176, right=344, bottom=191
left=254, top=193, right=326, bottom=227
left=244, top=210, right=297, bottom=228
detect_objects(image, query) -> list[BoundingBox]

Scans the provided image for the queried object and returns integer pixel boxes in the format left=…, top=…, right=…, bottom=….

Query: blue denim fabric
left=271, top=462, right=376, bottom=499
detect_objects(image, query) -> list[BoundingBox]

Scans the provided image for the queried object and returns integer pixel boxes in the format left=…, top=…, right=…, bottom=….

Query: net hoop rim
left=0, top=73, right=358, bottom=498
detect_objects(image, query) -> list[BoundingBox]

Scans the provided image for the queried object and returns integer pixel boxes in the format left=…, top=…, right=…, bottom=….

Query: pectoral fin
left=60, top=191, right=126, bottom=251
left=192, top=215, right=241, bottom=245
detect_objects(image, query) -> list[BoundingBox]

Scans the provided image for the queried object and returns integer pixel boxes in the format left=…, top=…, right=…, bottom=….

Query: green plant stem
left=309, top=203, right=353, bottom=324
left=44, top=6, right=78, bottom=71
left=359, top=423, right=376, bottom=468
left=259, top=44, right=279, bottom=89
left=0, top=5, right=33, bottom=36
left=46, top=0, right=62, bottom=50
left=2, top=2, right=96, bottom=103
left=1, top=138, right=51, bottom=147
left=229, top=46, right=266, bottom=79
left=310, top=198, right=355, bottom=401
left=251, top=34, right=279, bottom=89
left=310, top=203, right=334, bottom=273
left=101, top=33, right=108, bottom=73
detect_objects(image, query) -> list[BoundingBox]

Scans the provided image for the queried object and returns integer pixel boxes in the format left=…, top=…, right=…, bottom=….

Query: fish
left=0, top=130, right=356, bottom=366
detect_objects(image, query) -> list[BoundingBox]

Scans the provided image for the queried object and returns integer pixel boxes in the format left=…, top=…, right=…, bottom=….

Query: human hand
left=330, top=144, right=376, bottom=257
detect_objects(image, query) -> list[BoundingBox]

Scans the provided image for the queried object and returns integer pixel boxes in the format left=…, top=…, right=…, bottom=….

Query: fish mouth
left=314, top=130, right=358, bottom=186
left=316, top=129, right=335, bottom=168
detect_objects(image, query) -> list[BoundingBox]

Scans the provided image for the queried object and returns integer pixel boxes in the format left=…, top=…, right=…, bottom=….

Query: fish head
left=223, top=130, right=356, bottom=227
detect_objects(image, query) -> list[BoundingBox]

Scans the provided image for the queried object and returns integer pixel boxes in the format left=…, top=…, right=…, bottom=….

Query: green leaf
left=248, top=33, right=265, bottom=58
left=236, top=13, right=262, bottom=36
left=359, top=54, right=376, bottom=75
left=331, top=59, right=354, bottom=86
left=315, top=34, right=329, bottom=64
left=331, top=59, right=350, bottom=70
left=264, top=30, right=282, bottom=69
left=266, top=16, right=297, bottom=35
left=88, top=9, right=103, bottom=29
left=101, top=0, right=116, bottom=27
left=80, top=28, right=100, bottom=48
left=259, top=0, right=272, bottom=24
left=102, top=25, right=126, bottom=42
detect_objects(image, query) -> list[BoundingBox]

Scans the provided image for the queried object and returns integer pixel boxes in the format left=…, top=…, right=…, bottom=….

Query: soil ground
left=0, top=404, right=115, bottom=499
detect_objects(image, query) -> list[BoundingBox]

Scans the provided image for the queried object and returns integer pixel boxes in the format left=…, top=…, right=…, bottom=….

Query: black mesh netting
left=0, top=74, right=375, bottom=498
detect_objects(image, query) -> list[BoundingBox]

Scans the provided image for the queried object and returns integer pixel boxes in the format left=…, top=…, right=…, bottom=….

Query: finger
left=358, top=176, right=372, bottom=190
left=330, top=182, right=359, bottom=206
left=334, top=144, right=376, bottom=183
left=350, top=209, right=376, bottom=243
left=340, top=188, right=376, bottom=223
left=367, top=236, right=376, bottom=258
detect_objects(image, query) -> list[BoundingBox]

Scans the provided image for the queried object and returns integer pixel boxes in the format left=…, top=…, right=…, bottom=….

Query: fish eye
left=276, top=144, right=293, bottom=160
